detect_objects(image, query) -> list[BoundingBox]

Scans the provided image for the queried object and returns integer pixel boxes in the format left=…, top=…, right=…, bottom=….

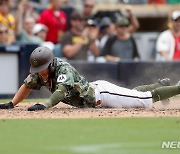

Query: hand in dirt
left=0, top=102, right=14, bottom=109
left=28, top=104, right=46, bottom=111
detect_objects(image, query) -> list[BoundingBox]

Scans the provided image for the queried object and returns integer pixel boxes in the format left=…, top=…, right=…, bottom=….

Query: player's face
left=38, top=68, right=49, bottom=80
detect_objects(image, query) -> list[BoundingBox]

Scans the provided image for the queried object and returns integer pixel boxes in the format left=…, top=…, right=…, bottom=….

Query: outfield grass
left=0, top=118, right=180, bottom=154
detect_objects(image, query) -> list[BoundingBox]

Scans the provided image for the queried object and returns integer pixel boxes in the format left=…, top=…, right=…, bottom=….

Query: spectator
left=32, top=23, right=62, bottom=56
left=15, top=0, right=42, bottom=44
left=32, top=23, right=48, bottom=42
left=102, top=16, right=139, bottom=62
left=61, top=11, right=99, bottom=60
left=84, top=18, right=100, bottom=61
left=16, top=15, right=42, bottom=45
left=83, top=0, right=94, bottom=21
left=156, top=11, right=180, bottom=61
left=16, top=0, right=39, bottom=21
left=0, top=25, right=9, bottom=45
left=96, top=17, right=114, bottom=52
left=148, top=0, right=166, bottom=4
left=95, top=6, right=139, bottom=55
left=60, top=0, right=75, bottom=30
left=0, top=0, right=15, bottom=45
left=38, top=0, right=67, bottom=44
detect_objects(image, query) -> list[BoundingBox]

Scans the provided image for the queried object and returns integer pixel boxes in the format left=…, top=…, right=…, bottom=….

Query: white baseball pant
left=91, top=80, right=153, bottom=108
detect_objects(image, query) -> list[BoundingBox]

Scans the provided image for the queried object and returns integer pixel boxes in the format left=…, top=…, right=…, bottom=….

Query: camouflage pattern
left=24, top=58, right=96, bottom=107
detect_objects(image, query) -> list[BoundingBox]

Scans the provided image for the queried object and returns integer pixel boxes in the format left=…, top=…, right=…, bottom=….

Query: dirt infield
left=0, top=97, right=180, bottom=119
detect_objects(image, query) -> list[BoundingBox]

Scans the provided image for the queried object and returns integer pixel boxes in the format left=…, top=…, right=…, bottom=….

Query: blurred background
left=0, top=0, right=180, bottom=98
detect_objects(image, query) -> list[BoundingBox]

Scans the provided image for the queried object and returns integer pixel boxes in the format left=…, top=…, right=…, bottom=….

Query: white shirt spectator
left=156, top=29, right=175, bottom=61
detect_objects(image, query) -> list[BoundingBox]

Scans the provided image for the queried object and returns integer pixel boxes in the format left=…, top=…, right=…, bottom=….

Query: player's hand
left=0, top=102, right=14, bottom=109
left=28, top=104, right=46, bottom=111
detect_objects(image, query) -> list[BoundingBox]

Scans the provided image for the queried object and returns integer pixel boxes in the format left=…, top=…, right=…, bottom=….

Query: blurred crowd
left=0, top=0, right=180, bottom=62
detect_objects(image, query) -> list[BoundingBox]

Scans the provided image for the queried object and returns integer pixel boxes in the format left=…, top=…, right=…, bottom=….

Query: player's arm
left=27, top=85, right=67, bottom=111
left=0, top=84, right=32, bottom=109
left=28, top=67, right=74, bottom=111
left=12, top=84, right=32, bottom=106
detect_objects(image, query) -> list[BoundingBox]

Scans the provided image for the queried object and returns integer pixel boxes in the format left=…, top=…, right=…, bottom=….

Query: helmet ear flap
left=49, top=58, right=56, bottom=73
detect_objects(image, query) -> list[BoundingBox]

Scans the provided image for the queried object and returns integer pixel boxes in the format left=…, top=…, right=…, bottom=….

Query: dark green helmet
left=30, top=47, right=54, bottom=73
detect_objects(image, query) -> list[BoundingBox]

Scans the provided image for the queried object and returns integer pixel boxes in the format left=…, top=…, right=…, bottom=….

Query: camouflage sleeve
left=56, top=65, right=75, bottom=88
left=43, top=84, right=67, bottom=108
left=24, top=74, right=42, bottom=90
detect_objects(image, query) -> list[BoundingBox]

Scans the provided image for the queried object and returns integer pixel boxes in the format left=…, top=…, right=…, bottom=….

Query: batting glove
left=0, top=102, right=14, bottom=109
left=28, top=104, right=46, bottom=111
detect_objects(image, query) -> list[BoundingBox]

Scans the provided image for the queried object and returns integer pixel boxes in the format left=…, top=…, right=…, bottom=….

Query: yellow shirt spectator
left=0, top=0, right=15, bottom=44
left=0, top=13, right=15, bottom=44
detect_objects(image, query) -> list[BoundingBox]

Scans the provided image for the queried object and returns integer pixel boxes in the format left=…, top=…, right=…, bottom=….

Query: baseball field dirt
left=0, top=97, right=180, bottom=119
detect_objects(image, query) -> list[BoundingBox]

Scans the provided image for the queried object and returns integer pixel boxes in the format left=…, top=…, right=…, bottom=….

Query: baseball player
left=0, top=47, right=179, bottom=111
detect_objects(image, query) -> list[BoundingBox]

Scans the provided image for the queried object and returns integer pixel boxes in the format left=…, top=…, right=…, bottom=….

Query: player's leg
left=133, top=78, right=170, bottom=92
left=94, top=80, right=153, bottom=108
left=151, top=85, right=180, bottom=102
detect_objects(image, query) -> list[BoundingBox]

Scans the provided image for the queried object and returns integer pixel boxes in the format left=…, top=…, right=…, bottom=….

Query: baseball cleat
left=158, top=78, right=170, bottom=86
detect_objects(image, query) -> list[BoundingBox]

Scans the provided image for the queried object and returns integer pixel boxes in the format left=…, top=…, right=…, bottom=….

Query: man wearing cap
left=156, top=11, right=180, bottom=61
left=97, top=17, right=115, bottom=52
left=61, top=11, right=99, bottom=60
left=1, top=46, right=180, bottom=111
left=32, top=23, right=55, bottom=51
left=101, top=16, right=139, bottom=62
left=32, top=24, right=48, bottom=42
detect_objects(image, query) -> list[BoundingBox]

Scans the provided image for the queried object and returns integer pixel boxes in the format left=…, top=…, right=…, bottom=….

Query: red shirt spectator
left=173, top=35, right=180, bottom=59
left=148, top=0, right=166, bottom=4
left=38, top=0, right=67, bottom=44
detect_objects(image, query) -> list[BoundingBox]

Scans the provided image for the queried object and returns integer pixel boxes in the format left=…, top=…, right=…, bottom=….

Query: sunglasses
left=118, top=25, right=129, bottom=28
left=0, top=30, right=8, bottom=34
left=173, top=18, right=180, bottom=22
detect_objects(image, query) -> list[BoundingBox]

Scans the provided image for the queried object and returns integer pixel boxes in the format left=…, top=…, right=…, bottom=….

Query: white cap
left=41, top=42, right=55, bottom=51
left=172, top=11, right=180, bottom=20
left=32, top=24, right=48, bottom=35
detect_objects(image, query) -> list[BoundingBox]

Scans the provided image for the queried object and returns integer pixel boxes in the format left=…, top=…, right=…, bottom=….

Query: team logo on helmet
left=32, top=59, right=39, bottom=67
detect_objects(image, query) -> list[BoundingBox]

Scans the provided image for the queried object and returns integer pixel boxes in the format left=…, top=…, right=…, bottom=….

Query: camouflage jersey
left=24, top=58, right=96, bottom=108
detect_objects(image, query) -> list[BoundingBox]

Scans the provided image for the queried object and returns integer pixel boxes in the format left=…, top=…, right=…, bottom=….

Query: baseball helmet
left=30, top=46, right=54, bottom=73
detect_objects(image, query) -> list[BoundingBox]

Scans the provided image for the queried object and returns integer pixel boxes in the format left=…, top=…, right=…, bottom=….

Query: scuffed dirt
left=0, top=97, right=180, bottom=119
